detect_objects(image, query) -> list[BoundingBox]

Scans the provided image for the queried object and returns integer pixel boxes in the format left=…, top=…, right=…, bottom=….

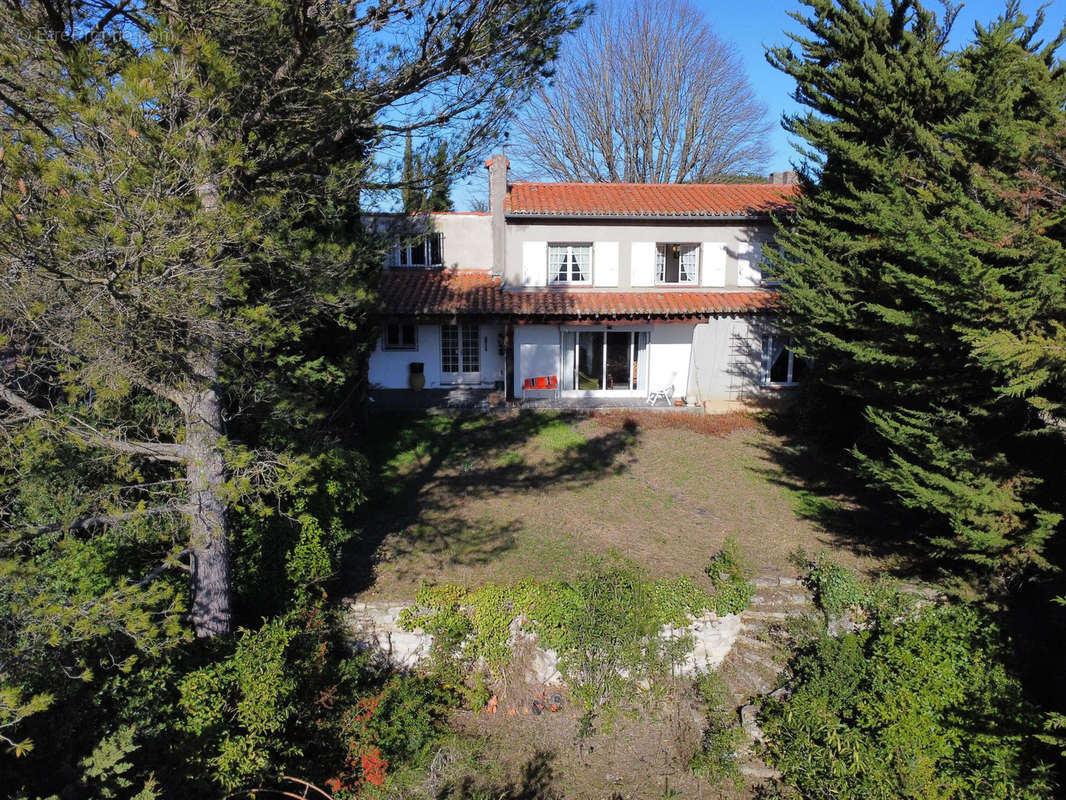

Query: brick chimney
left=486, top=154, right=508, bottom=273
left=768, top=170, right=799, bottom=185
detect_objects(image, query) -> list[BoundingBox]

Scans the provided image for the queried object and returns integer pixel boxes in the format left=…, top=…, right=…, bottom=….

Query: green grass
left=496, top=451, right=524, bottom=468
left=532, top=418, right=587, bottom=452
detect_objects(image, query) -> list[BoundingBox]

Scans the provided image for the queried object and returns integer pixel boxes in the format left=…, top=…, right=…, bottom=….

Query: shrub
left=704, top=536, right=756, bottom=615
left=689, top=672, right=744, bottom=788
left=760, top=605, right=1054, bottom=799
left=792, top=549, right=866, bottom=618
left=400, top=558, right=714, bottom=731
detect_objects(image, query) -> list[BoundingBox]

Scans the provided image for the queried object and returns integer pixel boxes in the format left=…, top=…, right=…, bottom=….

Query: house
left=368, top=156, right=803, bottom=409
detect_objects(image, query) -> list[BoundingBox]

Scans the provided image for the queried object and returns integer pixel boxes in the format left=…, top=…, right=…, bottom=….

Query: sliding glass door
left=561, top=330, right=648, bottom=392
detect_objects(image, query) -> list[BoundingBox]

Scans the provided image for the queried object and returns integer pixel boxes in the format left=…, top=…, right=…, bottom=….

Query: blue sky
left=450, top=0, right=1062, bottom=210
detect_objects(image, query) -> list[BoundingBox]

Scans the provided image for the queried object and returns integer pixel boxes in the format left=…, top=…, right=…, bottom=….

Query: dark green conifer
left=768, top=0, right=1066, bottom=574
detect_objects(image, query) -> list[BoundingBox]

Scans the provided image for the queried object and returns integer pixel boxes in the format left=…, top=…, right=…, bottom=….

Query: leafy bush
left=760, top=605, right=1054, bottom=799
left=704, top=536, right=756, bottom=615
left=178, top=619, right=300, bottom=790
left=792, top=549, right=866, bottom=618
left=400, top=558, right=714, bottom=730
left=689, top=672, right=744, bottom=788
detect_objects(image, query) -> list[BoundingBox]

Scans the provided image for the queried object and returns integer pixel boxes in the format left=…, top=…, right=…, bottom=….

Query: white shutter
left=631, top=241, right=656, bottom=287
left=701, top=241, right=727, bottom=287
left=521, top=241, right=547, bottom=287
left=738, top=241, right=762, bottom=287
left=593, top=241, right=619, bottom=286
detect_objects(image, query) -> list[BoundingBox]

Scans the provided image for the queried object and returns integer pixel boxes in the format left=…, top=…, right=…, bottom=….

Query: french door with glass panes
left=561, top=330, right=648, bottom=393
left=440, top=323, right=480, bottom=383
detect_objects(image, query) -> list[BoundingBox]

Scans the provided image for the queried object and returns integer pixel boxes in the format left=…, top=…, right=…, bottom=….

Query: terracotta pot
left=409, top=362, right=426, bottom=391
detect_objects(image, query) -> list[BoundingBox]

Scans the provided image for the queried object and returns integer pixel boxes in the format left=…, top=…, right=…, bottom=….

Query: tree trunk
left=185, top=378, right=232, bottom=637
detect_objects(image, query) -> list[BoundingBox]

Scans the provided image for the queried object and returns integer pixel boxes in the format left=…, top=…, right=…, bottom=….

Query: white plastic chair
left=647, top=372, right=676, bottom=406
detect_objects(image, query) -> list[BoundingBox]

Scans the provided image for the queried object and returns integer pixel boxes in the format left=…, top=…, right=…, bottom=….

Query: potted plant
left=409, top=361, right=425, bottom=391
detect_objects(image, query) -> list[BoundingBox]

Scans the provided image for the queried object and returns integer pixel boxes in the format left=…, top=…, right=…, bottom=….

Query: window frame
left=382, top=322, right=418, bottom=351
left=655, top=243, right=700, bottom=285
left=389, top=232, right=444, bottom=268
left=548, top=243, right=593, bottom=285
left=761, top=334, right=806, bottom=387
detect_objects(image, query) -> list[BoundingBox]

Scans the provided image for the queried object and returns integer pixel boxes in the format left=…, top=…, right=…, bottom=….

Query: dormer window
left=549, top=244, right=592, bottom=284
left=655, top=244, right=699, bottom=284
left=390, top=232, right=443, bottom=267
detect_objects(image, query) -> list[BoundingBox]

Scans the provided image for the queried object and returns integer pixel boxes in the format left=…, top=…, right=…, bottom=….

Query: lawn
left=342, top=409, right=891, bottom=602
left=340, top=408, right=912, bottom=799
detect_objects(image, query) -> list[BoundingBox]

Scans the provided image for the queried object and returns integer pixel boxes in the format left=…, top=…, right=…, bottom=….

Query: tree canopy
left=767, top=0, right=1066, bottom=579
left=513, top=0, right=772, bottom=183
left=0, top=0, right=588, bottom=788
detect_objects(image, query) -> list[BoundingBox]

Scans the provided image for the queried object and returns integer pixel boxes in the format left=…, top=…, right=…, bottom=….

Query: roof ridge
left=509, top=180, right=796, bottom=189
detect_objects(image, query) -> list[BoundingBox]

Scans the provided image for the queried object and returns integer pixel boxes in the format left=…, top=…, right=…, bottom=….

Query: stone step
left=742, top=609, right=793, bottom=621
left=753, top=575, right=802, bottom=589
left=736, top=634, right=775, bottom=650
left=740, top=763, right=781, bottom=780
left=751, top=593, right=812, bottom=608
left=735, top=648, right=781, bottom=673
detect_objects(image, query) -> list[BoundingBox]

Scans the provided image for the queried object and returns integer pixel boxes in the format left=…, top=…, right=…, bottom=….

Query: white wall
left=369, top=322, right=505, bottom=389
left=514, top=325, right=561, bottom=397
left=514, top=322, right=697, bottom=400
left=504, top=220, right=776, bottom=288
left=432, top=213, right=493, bottom=270
left=363, top=213, right=493, bottom=271
left=648, top=323, right=695, bottom=398
left=687, top=316, right=765, bottom=408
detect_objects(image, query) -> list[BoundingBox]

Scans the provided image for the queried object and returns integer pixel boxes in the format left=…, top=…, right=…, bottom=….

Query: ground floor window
left=383, top=323, right=416, bottom=350
left=762, top=334, right=807, bottom=386
left=441, top=323, right=480, bottom=380
left=561, top=330, right=648, bottom=391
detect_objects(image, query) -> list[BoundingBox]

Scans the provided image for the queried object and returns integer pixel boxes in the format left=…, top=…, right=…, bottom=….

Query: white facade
left=506, top=221, right=772, bottom=289
left=367, top=163, right=799, bottom=407
left=514, top=322, right=698, bottom=401
left=369, top=323, right=506, bottom=390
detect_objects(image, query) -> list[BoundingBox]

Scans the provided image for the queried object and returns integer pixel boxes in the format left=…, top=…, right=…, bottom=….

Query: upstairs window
left=549, top=244, right=592, bottom=284
left=383, top=323, right=417, bottom=351
left=390, top=232, right=443, bottom=267
left=656, top=244, right=699, bottom=284
left=762, top=334, right=807, bottom=386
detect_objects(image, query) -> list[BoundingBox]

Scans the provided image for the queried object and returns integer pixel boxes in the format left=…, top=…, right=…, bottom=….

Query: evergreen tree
left=767, top=0, right=1066, bottom=577
left=402, top=131, right=420, bottom=212
left=0, top=0, right=589, bottom=775
left=425, top=141, right=454, bottom=212
left=400, top=135, right=453, bottom=212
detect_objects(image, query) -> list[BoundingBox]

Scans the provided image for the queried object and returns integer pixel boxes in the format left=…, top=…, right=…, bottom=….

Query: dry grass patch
left=343, top=410, right=886, bottom=602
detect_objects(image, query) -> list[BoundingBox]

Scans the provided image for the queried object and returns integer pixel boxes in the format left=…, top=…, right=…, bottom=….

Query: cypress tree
left=767, top=0, right=1066, bottom=577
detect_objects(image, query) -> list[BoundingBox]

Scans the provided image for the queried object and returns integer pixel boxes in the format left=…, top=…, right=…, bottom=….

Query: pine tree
left=402, top=131, right=421, bottom=212
left=767, top=0, right=1066, bottom=576
left=401, top=135, right=453, bottom=212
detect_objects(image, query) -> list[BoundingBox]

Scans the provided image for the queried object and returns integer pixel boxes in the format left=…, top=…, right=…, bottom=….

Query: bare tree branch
left=513, top=0, right=773, bottom=182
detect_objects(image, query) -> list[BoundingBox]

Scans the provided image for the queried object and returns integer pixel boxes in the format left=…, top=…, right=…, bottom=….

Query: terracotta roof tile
left=378, top=269, right=776, bottom=320
left=505, top=182, right=798, bottom=218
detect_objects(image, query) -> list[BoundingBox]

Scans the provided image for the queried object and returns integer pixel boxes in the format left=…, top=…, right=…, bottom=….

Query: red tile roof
left=378, top=269, right=776, bottom=320
left=506, top=182, right=798, bottom=218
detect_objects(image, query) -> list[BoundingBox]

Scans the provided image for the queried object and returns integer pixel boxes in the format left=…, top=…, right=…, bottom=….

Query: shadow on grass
left=340, top=410, right=640, bottom=595
left=748, top=414, right=940, bottom=582
left=436, top=750, right=561, bottom=800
